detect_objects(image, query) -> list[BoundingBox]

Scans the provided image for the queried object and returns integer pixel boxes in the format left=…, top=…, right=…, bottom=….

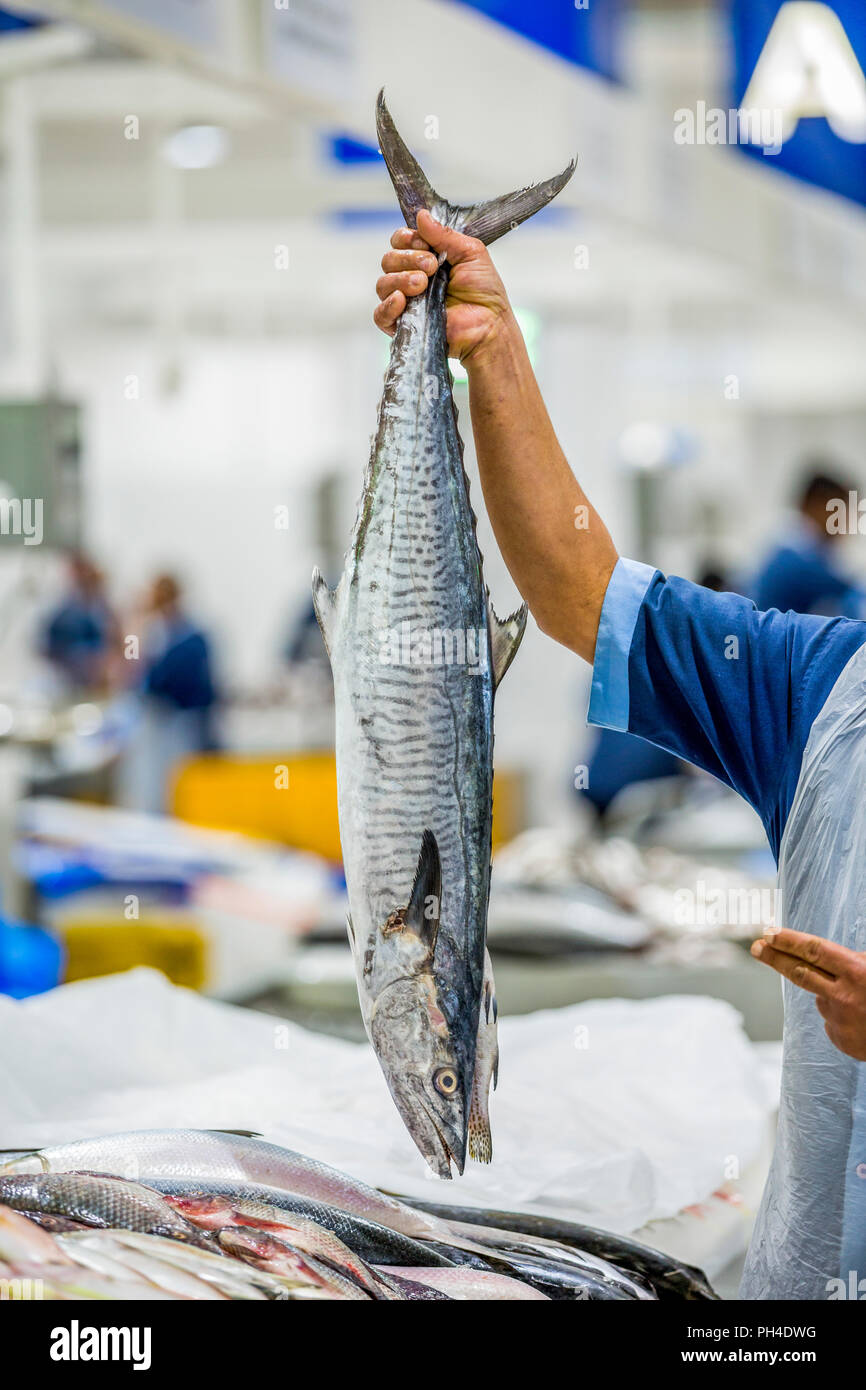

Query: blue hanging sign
left=445, top=0, right=624, bottom=83
left=731, top=0, right=866, bottom=205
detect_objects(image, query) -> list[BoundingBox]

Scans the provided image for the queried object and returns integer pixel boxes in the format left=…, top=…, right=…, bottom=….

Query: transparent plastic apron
left=741, top=641, right=866, bottom=1299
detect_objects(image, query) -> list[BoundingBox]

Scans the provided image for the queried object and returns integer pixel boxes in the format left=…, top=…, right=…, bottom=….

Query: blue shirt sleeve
left=588, top=559, right=866, bottom=860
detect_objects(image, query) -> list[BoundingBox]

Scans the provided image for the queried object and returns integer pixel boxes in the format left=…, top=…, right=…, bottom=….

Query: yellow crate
left=58, top=919, right=207, bottom=990
left=171, top=751, right=523, bottom=861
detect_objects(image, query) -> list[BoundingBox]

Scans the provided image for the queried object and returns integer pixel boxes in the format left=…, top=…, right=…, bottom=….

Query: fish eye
left=433, top=1067, right=459, bottom=1097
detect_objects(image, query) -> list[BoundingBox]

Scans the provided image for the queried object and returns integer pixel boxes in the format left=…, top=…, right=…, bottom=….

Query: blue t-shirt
left=751, top=531, right=863, bottom=618
left=588, top=559, right=866, bottom=862
left=144, top=624, right=216, bottom=712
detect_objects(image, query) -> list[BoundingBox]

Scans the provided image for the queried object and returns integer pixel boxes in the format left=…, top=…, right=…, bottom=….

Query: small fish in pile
left=0, top=1129, right=717, bottom=1301
left=376, top=1266, right=549, bottom=1301
left=216, top=1228, right=376, bottom=1300
left=395, top=1196, right=720, bottom=1301
left=163, top=1191, right=399, bottom=1299
left=0, top=1172, right=207, bottom=1242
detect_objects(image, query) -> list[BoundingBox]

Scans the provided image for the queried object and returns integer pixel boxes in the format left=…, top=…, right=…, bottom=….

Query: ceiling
left=0, top=0, right=864, bottom=410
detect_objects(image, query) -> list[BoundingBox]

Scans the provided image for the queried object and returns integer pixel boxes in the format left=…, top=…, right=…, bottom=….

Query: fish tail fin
left=376, top=90, right=442, bottom=230
left=457, top=165, right=576, bottom=246
left=376, top=90, right=575, bottom=245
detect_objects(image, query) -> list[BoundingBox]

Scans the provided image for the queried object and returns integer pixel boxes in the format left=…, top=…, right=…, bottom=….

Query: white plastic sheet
left=742, top=640, right=866, bottom=1299
left=0, top=968, right=773, bottom=1236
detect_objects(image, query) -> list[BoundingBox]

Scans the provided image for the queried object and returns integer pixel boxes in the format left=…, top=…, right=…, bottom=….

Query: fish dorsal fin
left=488, top=598, right=528, bottom=689
left=405, top=829, right=441, bottom=955
left=208, top=1129, right=264, bottom=1139
left=311, top=567, right=337, bottom=661
left=376, top=90, right=575, bottom=245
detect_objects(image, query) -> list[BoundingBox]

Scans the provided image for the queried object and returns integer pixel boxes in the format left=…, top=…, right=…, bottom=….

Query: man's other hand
left=752, top=927, right=866, bottom=1061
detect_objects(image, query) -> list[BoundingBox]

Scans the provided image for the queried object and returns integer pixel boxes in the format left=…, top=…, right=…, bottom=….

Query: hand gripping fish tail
left=312, top=93, right=575, bottom=1179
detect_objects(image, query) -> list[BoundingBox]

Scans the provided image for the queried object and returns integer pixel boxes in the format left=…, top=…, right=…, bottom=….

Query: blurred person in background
left=118, top=573, right=220, bottom=814
left=750, top=466, right=865, bottom=617
left=40, top=552, right=116, bottom=696
left=283, top=593, right=327, bottom=666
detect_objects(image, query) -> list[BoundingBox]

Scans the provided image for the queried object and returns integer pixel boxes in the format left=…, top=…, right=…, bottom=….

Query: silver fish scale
left=335, top=274, right=493, bottom=1017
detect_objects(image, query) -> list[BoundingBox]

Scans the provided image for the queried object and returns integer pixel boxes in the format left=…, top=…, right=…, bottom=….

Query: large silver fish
left=313, top=93, right=574, bottom=1176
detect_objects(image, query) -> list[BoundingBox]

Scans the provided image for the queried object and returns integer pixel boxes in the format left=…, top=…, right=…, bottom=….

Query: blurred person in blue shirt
left=283, top=594, right=327, bottom=666
left=40, top=552, right=116, bottom=695
left=750, top=467, right=865, bottom=618
left=142, top=574, right=218, bottom=737
left=118, top=573, right=219, bottom=813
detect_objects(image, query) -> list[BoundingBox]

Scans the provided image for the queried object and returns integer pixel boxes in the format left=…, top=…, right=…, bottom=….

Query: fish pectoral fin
left=311, top=567, right=337, bottom=661
left=403, top=829, right=442, bottom=956
left=488, top=599, right=528, bottom=689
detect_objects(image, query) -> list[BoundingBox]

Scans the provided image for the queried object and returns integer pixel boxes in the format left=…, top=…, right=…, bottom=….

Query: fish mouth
left=408, top=1081, right=466, bottom=1181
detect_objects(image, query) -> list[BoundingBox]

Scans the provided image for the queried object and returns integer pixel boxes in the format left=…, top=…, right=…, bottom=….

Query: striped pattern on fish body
left=313, top=92, right=575, bottom=1177
left=342, top=270, right=492, bottom=984
left=335, top=271, right=494, bottom=1168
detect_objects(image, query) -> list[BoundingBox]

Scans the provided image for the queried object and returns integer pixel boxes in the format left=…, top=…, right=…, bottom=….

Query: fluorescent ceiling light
left=162, top=125, right=230, bottom=170
left=619, top=422, right=692, bottom=473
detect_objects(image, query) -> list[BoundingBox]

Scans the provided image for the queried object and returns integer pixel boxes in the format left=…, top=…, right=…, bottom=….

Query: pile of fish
left=0, top=1129, right=717, bottom=1301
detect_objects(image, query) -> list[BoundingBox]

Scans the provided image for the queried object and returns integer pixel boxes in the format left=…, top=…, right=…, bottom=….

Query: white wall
left=60, top=331, right=357, bottom=689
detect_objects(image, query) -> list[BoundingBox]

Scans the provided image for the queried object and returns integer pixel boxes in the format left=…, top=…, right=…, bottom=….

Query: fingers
left=391, top=216, right=486, bottom=269
left=373, top=289, right=405, bottom=336
left=751, top=938, right=836, bottom=998
left=758, top=927, right=852, bottom=976
left=381, top=248, right=438, bottom=276
left=390, top=227, right=431, bottom=252
left=417, top=209, right=485, bottom=264
left=374, top=231, right=440, bottom=336
left=374, top=233, right=437, bottom=336
left=376, top=270, right=428, bottom=303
